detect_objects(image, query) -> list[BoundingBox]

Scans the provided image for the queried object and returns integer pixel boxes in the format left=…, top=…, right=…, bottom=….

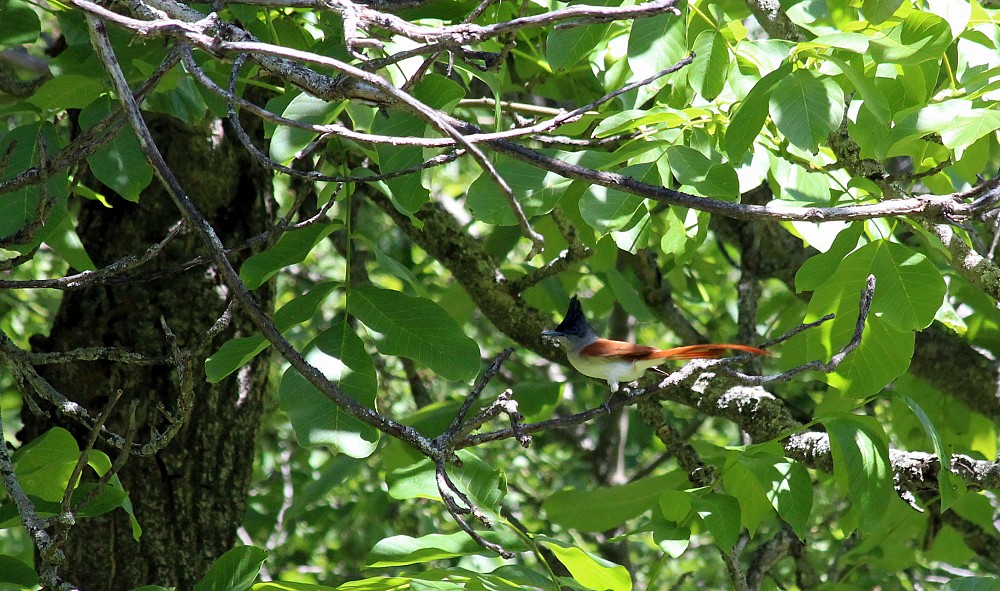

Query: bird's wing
left=580, top=339, right=661, bottom=361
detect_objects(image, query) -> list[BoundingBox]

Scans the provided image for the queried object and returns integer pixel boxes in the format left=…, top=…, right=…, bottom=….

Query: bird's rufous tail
left=651, top=344, right=768, bottom=360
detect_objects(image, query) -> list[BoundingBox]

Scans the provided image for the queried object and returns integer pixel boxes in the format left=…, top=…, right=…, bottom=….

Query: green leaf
left=794, top=222, right=863, bottom=292
left=722, top=447, right=813, bottom=537
left=691, top=492, right=741, bottom=550
left=0, top=0, right=40, bottom=45
left=827, top=310, right=914, bottom=399
left=0, top=556, right=38, bottom=588
left=805, top=32, right=871, bottom=53
left=725, top=63, right=792, bottom=161
left=79, top=98, right=153, bottom=203
left=578, top=165, right=649, bottom=234
left=825, top=415, right=893, bottom=533
left=940, top=111, right=1000, bottom=157
left=889, top=100, right=977, bottom=155
left=386, top=450, right=505, bottom=513
left=942, top=577, right=1000, bottom=591
left=544, top=473, right=686, bottom=531
left=374, top=74, right=464, bottom=215
left=651, top=521, right=690, bottom=558
left=594, top=109, right=685, bottom=138
left=12, top=427, right=80, bottom=502
left=466, top=155, right=567, bottom=225
left=366, top=530, right=526, bottom=566
left=627, top=10, right=686, bottom=104
left=862, top=0, right=903, bottom=25
left=270, top=92, right=343, bottom=164
left=786, top=240, right=943, bottom=398
left=193, top=546, right=268, bottom=591
left=689, top=30, right=729, bottom=101
left=254, top=583, right=338, bottom=591
left=538, top=537, right=632, bottom=591
left=239, top=222, right=340, bottom=289
left=823, top=55, right=891, bottom=123
left=899, top=394, right=966, bottom=510
left=769, top=69, right=844, bottom=151
left=547, top=23, right=611, bottom=71
left=279, top=316, right=380, bottom=458
left=347, top=286, right=481, bottom=382
left=867, top=240, right=946, bottom=331
left=0, top=123, right=69, bottom=241
left=144, top=76, right=209, bottom=126
left=205, top=281, right=337, bottom=383
left=40, top=206, right=96, bottom=271
left=869, top=11, right=952, bottom=65
left=657, top=489, right=692, bottom=522
left=928, top=0, right=971, bottom=37
left=27, top=75, right=104, bottom=110
left=769, top=461, right=813, bottom=538
left=665, top=147, right=738, bottom=199
left=720, top=459, right=772, bottom=537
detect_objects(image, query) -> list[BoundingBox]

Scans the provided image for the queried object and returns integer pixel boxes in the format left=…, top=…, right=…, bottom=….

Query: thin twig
left=443, top=347, right=515, bottom=438
left=433, top=461, right=515, bottom=558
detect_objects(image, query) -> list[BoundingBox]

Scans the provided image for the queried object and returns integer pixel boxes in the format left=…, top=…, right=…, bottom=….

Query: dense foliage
left=2, top=0, right=1000, bottom=590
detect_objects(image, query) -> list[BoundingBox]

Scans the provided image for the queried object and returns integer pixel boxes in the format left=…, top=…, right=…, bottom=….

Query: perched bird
left=543, top=296, right=768, bottom=391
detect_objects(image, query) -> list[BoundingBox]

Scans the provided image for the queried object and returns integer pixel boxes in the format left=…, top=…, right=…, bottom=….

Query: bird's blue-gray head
left=542, top=296, right=596, bottom=348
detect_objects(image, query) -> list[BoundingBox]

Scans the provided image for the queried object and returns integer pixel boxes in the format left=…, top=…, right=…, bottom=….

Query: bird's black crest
left=554, top=296, right=587, bottom=335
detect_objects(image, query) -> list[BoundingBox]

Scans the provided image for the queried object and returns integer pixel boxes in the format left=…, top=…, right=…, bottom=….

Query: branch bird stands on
left=543, top=297, right=769, bottom=391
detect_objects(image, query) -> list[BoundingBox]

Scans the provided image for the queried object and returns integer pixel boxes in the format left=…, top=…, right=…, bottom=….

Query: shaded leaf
left=689, top=30, right=729, bottom=101
left=205, top=281, right=337, bottom=383
left=279, top=316, right=380, bottom=458
left=386, top=450, right=505, bottom=513
left=270, top=92, right=342, bottom=164
left=691, top=492, right=741, bottom=550
left=544, top=473, right=686, bottom=532
left=0, top=0, right=40, bottom=44
left=0, top=556, right=38, bottom=588
left=825, top=415, right=893, bottom=533
left=899, top=394, right=966, bottom=510
left=869, top=11, right=952, bottom=65
left=0, top=123, right=69, bottom=240
left=240, top=221, right=341, bottom=289
left=548, top=23, right=611, bottom=71
left=80, top=97, right=153, bottom=202
left=348, top=286, right=481, bottom=382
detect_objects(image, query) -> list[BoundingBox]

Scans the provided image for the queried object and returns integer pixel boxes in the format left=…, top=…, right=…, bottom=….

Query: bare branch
left=433, top=461, right=515, bottom=559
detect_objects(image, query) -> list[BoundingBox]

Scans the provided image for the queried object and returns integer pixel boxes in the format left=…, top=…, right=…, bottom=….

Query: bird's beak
left=542, top=329, right=563, bottom=337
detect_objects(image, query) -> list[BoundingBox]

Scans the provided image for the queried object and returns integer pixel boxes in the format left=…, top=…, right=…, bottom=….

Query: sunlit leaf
left=769, top=69, right=844, bottom=151
left=538, top=537, right=632, bottom=591
left=367, top=530, right=526, bottom=566
left=193, top=546, right=268, bottom=591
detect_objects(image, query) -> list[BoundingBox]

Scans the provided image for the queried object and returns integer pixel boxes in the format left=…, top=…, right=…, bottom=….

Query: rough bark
left=22, top=113, right=273, bottom=590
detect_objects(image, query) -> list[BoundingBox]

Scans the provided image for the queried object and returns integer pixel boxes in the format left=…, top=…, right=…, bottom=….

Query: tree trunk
left=23, top=113, right=273, bottom=590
